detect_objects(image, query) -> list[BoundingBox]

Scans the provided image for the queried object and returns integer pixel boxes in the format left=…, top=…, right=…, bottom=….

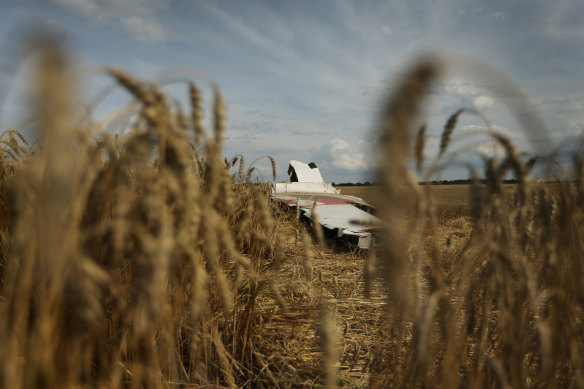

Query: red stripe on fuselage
left=277, top=195, right=353, bottom=206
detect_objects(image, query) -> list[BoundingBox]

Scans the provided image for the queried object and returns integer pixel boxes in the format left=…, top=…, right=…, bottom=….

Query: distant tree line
left=333, top=181, right=375, bottom=187
left=333, top=179, right=522, bottom=186
left=419, top=179, right=519, bottom=185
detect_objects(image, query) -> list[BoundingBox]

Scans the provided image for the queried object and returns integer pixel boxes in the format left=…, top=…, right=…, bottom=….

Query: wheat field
left=0, top=35, right=583, bottom=388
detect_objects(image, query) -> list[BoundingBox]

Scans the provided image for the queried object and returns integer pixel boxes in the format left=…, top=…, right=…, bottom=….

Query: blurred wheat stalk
left=0, top=35, right=285, bottom=388
left=373, top=55, right=584, bottom=388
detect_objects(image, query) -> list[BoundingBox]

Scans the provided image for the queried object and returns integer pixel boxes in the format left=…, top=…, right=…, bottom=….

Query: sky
left=0, top=0, right=583, bottom=182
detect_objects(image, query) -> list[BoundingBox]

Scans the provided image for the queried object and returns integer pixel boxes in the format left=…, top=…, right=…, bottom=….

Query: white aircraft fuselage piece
left=271, top=160, right=381, bottom=249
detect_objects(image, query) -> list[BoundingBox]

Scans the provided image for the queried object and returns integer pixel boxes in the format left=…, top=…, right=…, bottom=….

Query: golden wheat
left=0, top=34, right=582, bottom=389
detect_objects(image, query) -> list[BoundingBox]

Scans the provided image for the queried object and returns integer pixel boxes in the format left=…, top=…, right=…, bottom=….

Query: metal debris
left=272, top=161, right=381, bottom=249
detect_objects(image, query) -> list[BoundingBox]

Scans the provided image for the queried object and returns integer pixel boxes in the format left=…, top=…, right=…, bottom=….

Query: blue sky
left=1, top=0, right=583, bottom=182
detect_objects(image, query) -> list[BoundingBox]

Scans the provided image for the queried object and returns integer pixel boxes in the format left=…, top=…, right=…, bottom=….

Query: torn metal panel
left=272, top=193, right=380, bottom=249
left=272, top=160, right=382, bottom=249
left=302, top=203, right=379, bottom=231
left=288, top=160, right=324, bottom=183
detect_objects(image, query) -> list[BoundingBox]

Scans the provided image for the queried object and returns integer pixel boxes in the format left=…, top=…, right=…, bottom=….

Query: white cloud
left=443, top=81, right=482, bottom=98
left=538, top=93, right=584, bottom=112
left=51, top=0, right=170, bottom=41
left=473, top=95, right=494, bottom=110
left=201, top=1, right=295, bottom=63
left=329, top=138, right=368, bottom=171
left=422, top=137, right=440, bottom=160
left=53, top=0, right=100, bottom=17
left=476, top=141, right=505, bottom=158
left=458, top=125, right=512, bottom=158
left=120, top=15, right=168, bottom=42
left=20, top=0, right=579, bottom=181
left=460, top=124, right=511, bottom=136
left=437, top=81, right=496, bottom=111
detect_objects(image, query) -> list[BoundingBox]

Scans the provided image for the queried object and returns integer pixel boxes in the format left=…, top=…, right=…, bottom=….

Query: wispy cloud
left=330, top=138, right=368, bottom=171
left=51, top=0, right=171, bottom=41
left=473, top=95, right=494, bottom=110
left=2, top=0, right=582, bottom=181
left=546, top=0, right=584, bottom=39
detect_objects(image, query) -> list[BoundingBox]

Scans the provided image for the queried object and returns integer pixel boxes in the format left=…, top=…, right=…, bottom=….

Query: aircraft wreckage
left=271, top=160, right=382, bottom=249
